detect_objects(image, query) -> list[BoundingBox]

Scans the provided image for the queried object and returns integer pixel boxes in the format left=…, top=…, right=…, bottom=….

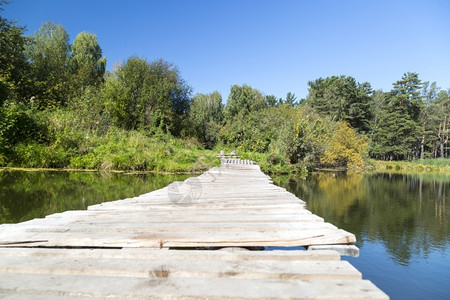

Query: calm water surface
left=273, top=172, right=450, bottom=300
left=0, top=170, right=189, bottom=224
left=1, top=170, right=449, bottom=299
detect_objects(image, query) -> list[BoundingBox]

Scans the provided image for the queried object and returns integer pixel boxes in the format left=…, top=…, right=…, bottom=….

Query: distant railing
left=216, top=150, right=238, bottom=159
left=216, top=150, right=255, bottom=167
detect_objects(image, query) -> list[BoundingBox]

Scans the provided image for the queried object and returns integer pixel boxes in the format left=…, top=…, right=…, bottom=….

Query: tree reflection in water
left=273, top=172, right=449, bottom=265
left=0, top=170, right=189, bottom=224
left=274, top=172, right=450, bottom=299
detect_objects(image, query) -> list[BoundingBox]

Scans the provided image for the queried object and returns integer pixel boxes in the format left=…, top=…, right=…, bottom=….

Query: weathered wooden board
left=0, top=228, right=354, bottom=248
left=0, top=248, right=388, bottom=299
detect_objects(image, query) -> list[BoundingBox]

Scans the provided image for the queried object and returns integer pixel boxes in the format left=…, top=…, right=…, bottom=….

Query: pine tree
left=371, top=73, right=423, bottom=160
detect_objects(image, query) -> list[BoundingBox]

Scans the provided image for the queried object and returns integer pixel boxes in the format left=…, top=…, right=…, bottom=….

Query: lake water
left=273, top=172, right=450, bottom=300
left=0, top=170, right=189, bottom=224
left=1, top=170, right=449, bottom=299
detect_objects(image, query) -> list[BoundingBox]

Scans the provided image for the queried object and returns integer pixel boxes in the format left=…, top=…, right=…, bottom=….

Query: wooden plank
left=0, top=248, right=342, bottom=261
left=0, top=253, right=362, bottom=281
left=0, top=248, right=387, bottom=299
left=1, top=213, right=325, bottom=225
left=13, top=222, right=339, bottom=233
left=309, top=245, right=360, bottom=257
left=0, top=274, right=388, bottom=299
left=0, top=227, right=355, bottom=248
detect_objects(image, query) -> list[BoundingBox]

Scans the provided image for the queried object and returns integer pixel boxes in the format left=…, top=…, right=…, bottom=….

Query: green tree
left=26, top=21, right=71, bottom=108
left=103, top=57, right=191, bottom=135
left=306, top=75, right=373, bottom=133
left=369, top=89, right=385, bottom=138
left=188, top=91, right=223, bottom=148
left=220, top=105, right=332, bottom=169
left=0, top=3, right=29, bottom=104
left=70, top=32, right=106, bottom=96
left=419, top=81, right=440, bottom=158
left=285, top=92, right=297, bottom=107
left=371, top=72, right=423, bottom=160
left=265, top=94, right=280, bottom=107
left=286, top=107, right=331, bottom=167
left=225, top=84, right=266, bottom=119
left=429, top=90, right=450, bottom=158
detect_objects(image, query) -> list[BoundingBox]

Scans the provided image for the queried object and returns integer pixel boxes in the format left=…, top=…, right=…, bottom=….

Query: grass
left=369, top=158, right=450, bottom=174
left=4, top=130, right=221, bottom=174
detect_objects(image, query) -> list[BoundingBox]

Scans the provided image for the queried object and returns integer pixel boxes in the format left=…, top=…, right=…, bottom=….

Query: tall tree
left=26, top=21, right=71, bottom=108
left=419, top=81, right=439, bottom=158
left=225, top=84, right=266, bottom=119
left=265, top=95, right=279, bottom=107
left=285, top=92, right=297, bottom=107
left=306, top=75, right=373, bottom=133
left=188, top=91, right=223, bottom=148
left=0, top=3, right=29, bottom=103
left=370, top=89, right=385, bottom=139
left=371, top=72, right=423, bottom=160
left=430, top=90, right=450, bottom=158
left=103, top=57, right=191, bottom=135
left=70, top=32, right=106, bottom=95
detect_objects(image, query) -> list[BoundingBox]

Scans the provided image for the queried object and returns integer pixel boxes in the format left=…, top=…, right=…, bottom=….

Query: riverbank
left=2, top=134, right=450, bottom=176
left=368, top=158, right=450, bottom=174
left=0, top=131, right=222, bottom=174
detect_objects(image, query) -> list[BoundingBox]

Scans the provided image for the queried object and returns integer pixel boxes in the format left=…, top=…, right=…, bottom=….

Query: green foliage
left=265, top=94, right=281, bottom=107
left=1, top=6, right=448, bottom=173
left=68, top=130, right=219, bottom=172
left=320, top=121, right=368, bottom=171
left=220, top=105, right=333, bottom=172
left=371, top=158, right=450, bottom=174
left=287, top=107, right=331, bottom=167
left=371, top=72, right=424, bottom=160
left=306, top=75, right=373, bottom=133
left=187, top=91, right=223, bottom=148
left=0, top=9, right=29, bottom=103
left=0, top=102, right=46, bottom=162
left=284, top=92, right=297, bottom=107
left=67, top=86, right=111, bottom=135
left=225, top=84, right=266, bottom=120
left=26, top=21, right=71, bottom=108
left=239, top=151, right=292, bottom=174
left=70, top=32, right=106, bottom=96
left=103, top=57, right=191, bottom=135
left=425, top=89, right=450, bottom=158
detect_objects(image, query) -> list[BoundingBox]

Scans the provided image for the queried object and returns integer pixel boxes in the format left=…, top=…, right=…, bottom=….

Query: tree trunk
left=438, top=117, right=447, bottom=158
left=420, top=117, right=426, bottom=159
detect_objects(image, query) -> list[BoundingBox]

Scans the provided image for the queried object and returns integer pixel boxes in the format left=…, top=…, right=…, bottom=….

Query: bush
left=0, top=101, right=47, bottom=158
left=320, top=121, right=368, bottom=171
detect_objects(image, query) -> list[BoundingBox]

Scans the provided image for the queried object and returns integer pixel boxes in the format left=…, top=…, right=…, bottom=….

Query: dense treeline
left=1, top=6, right=449, bottom=173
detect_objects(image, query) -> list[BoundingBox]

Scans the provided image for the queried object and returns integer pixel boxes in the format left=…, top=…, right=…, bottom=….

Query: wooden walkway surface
left=0, top=160, right=388, bottom=299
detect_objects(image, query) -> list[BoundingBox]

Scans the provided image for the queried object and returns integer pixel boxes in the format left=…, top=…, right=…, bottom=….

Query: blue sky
left=3, top=0, right=450, bottom=100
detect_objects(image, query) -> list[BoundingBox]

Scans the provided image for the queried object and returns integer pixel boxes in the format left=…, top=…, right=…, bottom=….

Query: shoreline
left=0, top=167, right=208, bottom=175
left=3, top=158, right=450, bottom=176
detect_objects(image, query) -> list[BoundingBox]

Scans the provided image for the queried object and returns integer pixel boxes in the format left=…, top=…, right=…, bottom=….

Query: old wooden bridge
left=0, top=159, right=388, bottom=299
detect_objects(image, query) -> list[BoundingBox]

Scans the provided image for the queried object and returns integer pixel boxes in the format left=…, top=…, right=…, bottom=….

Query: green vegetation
left=0, top=4, right=449, bottom=175
left=370, top=158, right=450, bottom=174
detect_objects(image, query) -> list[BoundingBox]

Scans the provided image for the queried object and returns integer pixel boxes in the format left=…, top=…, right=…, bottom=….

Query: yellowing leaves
left=320, top=121, right=368, bottom=171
